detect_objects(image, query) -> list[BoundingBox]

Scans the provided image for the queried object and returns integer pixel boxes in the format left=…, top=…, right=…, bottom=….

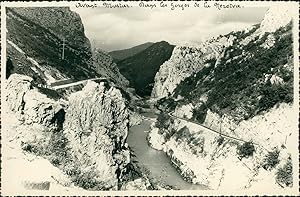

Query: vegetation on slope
left=6, top=7, right=97, bottom=83
left=173, top=22, right=293, bottom=121
left=109, top=42, right=153, bottom=62
left=117, top=41, right=174, bottom=96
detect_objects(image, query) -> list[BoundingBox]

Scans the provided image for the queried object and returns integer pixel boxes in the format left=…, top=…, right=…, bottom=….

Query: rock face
left=148, top=6, right=295, bottom=192
left=63, top=81, right=130, bottom=190
left=166, top=13, right=293, bottom=121
left=151, top=5, right=294, bottom=99
left=5, top=74, right=64, bottom=127
left=6, top=7, right=128, bottom=88
left=3, top=74, right=131, bottom=191
left=93, top=49, right=129, bottom=86
left=6, top=7, right=94, bottom=84
left=151, top=36, right=234, bottom=98
left=148, top=103, right=295, bottom=190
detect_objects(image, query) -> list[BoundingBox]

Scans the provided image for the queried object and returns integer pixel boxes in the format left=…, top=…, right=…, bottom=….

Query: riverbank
left=127, top=114, right=207, bottom=190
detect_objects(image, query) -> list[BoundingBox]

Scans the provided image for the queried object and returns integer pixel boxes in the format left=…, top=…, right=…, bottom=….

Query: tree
left=6, top=58, right=14, bottom=79
left=276, top=156, right=293, bottom=187
left=237, top=141, right=255, bottom=159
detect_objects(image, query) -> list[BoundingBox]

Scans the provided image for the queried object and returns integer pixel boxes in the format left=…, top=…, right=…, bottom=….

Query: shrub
left=276, top=156, right=293, bottom=188
left=157, top=97, right=176, bottom=112
left=217, top=135, right=225, bottom=146
left=192, top=104, right=208, bottom=123
left=155, top=113, right=170, bottom=130
left=237, top=141, right=255, bottom=159
left=262, top=148, right=280, bottom=170
left=6, top=58, right=14, bottom=79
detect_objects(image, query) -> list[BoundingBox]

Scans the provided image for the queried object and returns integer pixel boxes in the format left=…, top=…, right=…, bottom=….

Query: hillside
left=117, top=41, right=175, bottom=96
left=6, top=7, right=128, bottom=87
left=3, top=7, right=140, bottom=192
left=173, top=22, right=293, bottom=121
left=148, top=6, right=295, bottom=190
left=109, top=42, right=153, bottom=62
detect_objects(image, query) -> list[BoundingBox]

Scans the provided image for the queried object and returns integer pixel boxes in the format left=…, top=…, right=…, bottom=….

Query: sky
left=72, top=6, right=268, bottom=52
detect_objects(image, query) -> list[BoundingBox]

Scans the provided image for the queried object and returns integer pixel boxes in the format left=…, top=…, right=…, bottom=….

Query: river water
left=127, top=113, right=207, bottom=190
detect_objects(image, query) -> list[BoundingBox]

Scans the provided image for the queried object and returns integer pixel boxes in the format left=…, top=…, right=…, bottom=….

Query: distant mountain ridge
left=116, top=41, right=175, bottom=96
left=109, top=42, right=153, bottom=62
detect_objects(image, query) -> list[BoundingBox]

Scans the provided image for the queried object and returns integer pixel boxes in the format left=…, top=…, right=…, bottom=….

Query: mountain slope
left=148, top=6, right=295, bottom=190
left=117, top=41, right=175, bottom=96
left=6, top=7, right=94, bottom=84
left=109, top=42, right=153, bottom=62
left=6, top=7, right=128, bottom=87
left=3, top=7, right=137, bottom=192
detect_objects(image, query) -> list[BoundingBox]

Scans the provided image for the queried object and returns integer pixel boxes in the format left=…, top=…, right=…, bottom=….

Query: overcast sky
left=73, top=6, right=268, bottom=52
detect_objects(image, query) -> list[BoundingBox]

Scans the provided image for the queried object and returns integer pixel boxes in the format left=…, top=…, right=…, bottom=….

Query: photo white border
left=0, top=1, right=299, bottom=196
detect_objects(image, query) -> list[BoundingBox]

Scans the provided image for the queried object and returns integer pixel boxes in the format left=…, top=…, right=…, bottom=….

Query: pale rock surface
left=5, top=74, right=64, bottom=128
left=120, top=178, right=151, bottom=190
left=147, top=127, right=166, bottom=151
left=174, top=103, right=194, bottom=119
left=5, top=74, right=33, bottom=114
left=202, top=103, right=295, bottom=151
left=63, top=81, right=130, bottom=189
left=260, top=6, right=293, bottom=33
left=151, top=5, right=294, bottom=99
left=129, top=111, right=143, bottom=126
left=3, top=74, right=131, bottom=191
left=148, top=103, right=295, bottom=190
left=261, top=34, right=276, bottom=49
left=151, top=35, right=235, bottom=98
left=1, top=104, right=84, bottom=194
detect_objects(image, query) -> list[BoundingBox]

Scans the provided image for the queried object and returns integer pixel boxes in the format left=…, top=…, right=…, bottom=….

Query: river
left=127, top=113, right=207, bottom=190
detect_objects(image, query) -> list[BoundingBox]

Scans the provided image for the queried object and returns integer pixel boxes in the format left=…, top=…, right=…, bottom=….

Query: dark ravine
left=116, top=41, right=175, bottom=96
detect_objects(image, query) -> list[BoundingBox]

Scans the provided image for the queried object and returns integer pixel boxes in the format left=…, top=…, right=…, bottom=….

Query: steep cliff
left=151, top=37, right=234, bottom=98
left=3, top=74, right=131, bottom=191
left=152, top=6, right=293, bottom=101
left=63, top=80, right=130, bottom=190
left=93, top=48, right=129, bottom=86
left=3, top=7, right=141, bottom=192
left=149, top=6, right=295, bottom=191
left=6, top=7, right=128, bottom=87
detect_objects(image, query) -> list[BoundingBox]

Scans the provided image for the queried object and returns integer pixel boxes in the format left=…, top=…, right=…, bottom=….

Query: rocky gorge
left=2, top=4, right=298, bottom=194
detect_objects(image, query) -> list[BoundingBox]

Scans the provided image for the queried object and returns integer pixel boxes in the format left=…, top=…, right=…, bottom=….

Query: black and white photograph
left=1, top=1, right=299, bottom=195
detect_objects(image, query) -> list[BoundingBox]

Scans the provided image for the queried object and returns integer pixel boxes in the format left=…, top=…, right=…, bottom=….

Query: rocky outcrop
left=93, top=49, right=129, bottom=87
left=63, top=81, right=130, bottom=190
left=151, top=5, right=295, bottom=99
left=151, top=36, right=234, bottom=98
left=3, top=74, right=131, bottom=191
left=5, top=74, right=64, bottom=127
left=260, top=6, right=293, bottom=33
left=148, top=103, right=294, bottom=190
